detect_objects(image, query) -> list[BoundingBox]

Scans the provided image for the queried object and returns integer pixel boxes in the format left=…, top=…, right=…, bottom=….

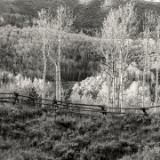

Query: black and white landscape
left=0, top=0, right=160, bottom=159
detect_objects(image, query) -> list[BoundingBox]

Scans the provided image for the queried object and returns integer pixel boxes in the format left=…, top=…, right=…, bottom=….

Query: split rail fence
left=0, top=92, right=159, bottom=117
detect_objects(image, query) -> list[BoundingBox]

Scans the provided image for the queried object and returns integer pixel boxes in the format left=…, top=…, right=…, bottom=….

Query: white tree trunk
left=57, top=34, right=62, bottom=101
left=112, top=61, right=115, bottom=108
left=155, top=30, right=159, bottom=111
left=42, top=41, right=47, bottom=107
left=142, top=57, right=146, bottom=108
left=136, top=81, right=140, bottom=113
left=106, top=75, right=110, bottom=106
left=119, top=49, right=123, bottom=111
left=55, top=63, right=59, bottom=101
left=155, top=68, right=158, bottom=104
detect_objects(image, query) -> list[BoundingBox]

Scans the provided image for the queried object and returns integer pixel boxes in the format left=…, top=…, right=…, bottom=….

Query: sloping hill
left=0, top=0, right=19, bottom=14
left=0, top=0, right=160, bottom=31
left=0, top=103, right=160, bottom=160
left=0, top=0, right=79, bottom=16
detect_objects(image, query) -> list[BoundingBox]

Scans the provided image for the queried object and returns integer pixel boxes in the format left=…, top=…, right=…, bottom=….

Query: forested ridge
left=1, top=0, right=160, bottom=33
left=0, top=0, right=160, bottom=82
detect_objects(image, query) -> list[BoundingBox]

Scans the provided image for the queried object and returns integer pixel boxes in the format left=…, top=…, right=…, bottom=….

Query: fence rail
left=0, top=92, right=159, bottom=116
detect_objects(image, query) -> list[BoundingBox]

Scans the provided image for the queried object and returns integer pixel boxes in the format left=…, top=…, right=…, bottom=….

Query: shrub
left=82, top=140, right=138, bottom=160
left=54, top=116, right=77, bottom=130
left=120, top=146, right=160, bottom=160
left=13, top=86, right=41, bottom=107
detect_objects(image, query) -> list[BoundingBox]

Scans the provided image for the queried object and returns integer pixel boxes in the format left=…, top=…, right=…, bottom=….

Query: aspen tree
left=36, top=9, right=50, bottom=105
left=36, top=7, right=74, bottom=101
left=142, top=25, right=150, bottom=109
left=53, top=6, right=74, bottom=100
left=155, top=19, right=160, bottom=109
left=101, top=2, right=134, bottom=110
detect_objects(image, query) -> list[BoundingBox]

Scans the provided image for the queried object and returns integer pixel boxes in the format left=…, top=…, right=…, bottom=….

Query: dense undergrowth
left=0, top=104, right=160, bottom=160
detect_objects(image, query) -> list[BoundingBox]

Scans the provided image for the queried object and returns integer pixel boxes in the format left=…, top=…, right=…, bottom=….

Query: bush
left=13, top=86, right=41, bottom=107
left=81, top=140, right=138, bottom=160
left=54, top=116, right=77, bottom=130
left=120, top=146, right=160, bottom=160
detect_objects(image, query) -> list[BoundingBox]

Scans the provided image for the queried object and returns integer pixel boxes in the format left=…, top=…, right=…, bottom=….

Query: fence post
left=13, top=92, right=19, bottom=105
left=52, top=97, right=57, bottom=119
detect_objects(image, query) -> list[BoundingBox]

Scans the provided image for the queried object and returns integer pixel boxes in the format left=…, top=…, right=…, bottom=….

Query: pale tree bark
left=55, top=63, right=59, bottom=100
left=107, top=76, right=110, bottom=106
left=137, top=82, right=140, bottom=113
left=47, top=37, right=62, bottom=101
left=112, top=38, right=116, bottom=109
left=155, top=67, right=158, bottom=105
left=42, top=40, right=47, bottom=104
left=57, top=34, right=62, bottom=101
left=142, top=30, right=149, bottom=108
left=112, top=60, right=116, bottom=108
left=155, top=26, right=160, bottom=110
left=49, top=55, right=59, bottom=100
left=142, top=50, right=146, bottom=109
left=119, top=48, right=123, bottom=111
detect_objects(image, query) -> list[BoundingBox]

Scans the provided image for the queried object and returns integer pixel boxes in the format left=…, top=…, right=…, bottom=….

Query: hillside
left=0, top=103, right=160, bottom=160
left=0, top=0, right=79, bottom=16
left=0, top=0, right=160, bottom=35
left=0, top=0, right=80, bottom=28
left=1, top=1, right=160, bottom=159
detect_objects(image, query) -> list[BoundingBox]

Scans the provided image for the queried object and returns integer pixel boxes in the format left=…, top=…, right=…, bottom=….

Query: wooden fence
left=0, top=92, right=159, bottom=117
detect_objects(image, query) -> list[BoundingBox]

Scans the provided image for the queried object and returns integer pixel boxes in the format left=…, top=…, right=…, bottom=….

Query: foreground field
left=0, top=104, right=160, bottom=160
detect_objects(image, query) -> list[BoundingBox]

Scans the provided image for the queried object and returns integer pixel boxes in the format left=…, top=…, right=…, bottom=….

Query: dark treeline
left=0, top=0, right=127, bottom=34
